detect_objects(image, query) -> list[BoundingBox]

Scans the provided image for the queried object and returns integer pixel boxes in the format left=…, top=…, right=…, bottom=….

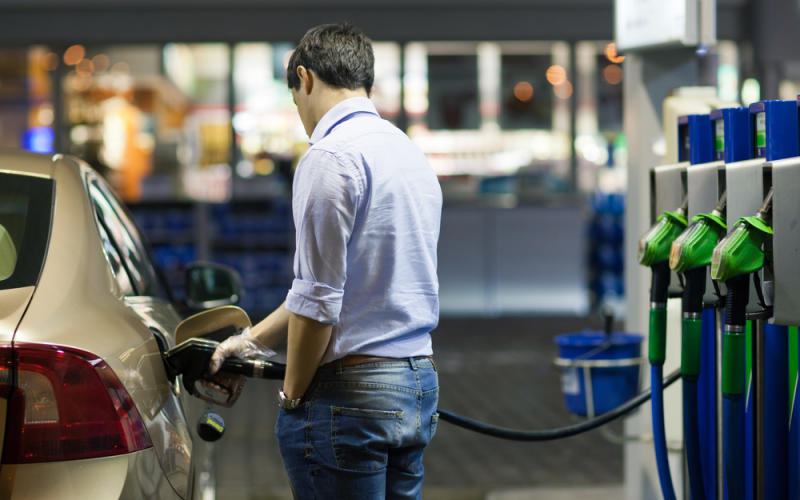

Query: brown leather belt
left=338, top=354, right=436, bottom=368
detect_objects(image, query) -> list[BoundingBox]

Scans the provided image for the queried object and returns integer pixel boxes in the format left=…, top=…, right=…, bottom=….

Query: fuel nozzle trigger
left=165, top=337, right=286, bottom=407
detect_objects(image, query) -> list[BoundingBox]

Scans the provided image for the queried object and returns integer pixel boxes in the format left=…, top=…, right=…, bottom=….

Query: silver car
left=0, top=149, right=242, bottom=499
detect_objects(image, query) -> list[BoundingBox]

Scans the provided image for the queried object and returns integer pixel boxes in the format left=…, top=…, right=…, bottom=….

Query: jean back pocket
left=331, top=406, right=403, bottom=472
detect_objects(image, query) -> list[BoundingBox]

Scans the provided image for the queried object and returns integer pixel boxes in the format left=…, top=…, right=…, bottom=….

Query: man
left=209, top=23, right=443, bottom=499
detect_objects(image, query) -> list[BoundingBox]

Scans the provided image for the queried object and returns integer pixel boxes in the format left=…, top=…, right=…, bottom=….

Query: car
left=0, top=149, right=243, bottom=499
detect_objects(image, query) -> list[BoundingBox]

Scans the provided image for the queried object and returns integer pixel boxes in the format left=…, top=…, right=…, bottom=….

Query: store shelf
left=129, top=197, right=294, bottom=320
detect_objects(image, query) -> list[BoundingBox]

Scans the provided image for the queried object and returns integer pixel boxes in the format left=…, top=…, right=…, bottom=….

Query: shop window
left=61, top=44, right=175, bottom=202
left=164, top=43, right=232, bottom=202
left=426, top=55, right=480, bottom=130
left=0, top=47, right=54, bottom=153
left=597, top=54, right=623, bottom=132
left=231, top=42, right=304, bottom=195
left=499, top=54, right=553, bottom=130
left=371, top=42, right=402, bottom=123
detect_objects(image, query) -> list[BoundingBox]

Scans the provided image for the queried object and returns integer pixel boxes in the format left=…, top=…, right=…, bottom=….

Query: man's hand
left=208, top=326, right=276, bottom=375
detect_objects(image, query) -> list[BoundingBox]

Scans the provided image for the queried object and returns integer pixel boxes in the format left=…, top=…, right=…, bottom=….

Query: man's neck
left=311, top=87, right=369, bottom=131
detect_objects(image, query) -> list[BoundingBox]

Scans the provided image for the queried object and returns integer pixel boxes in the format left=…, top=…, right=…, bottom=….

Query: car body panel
left=0, top=149, right=56, bottom=180
left=4, top=153, right=194, bottom=498
left=0, top=448, right=181, bottom=499
left=0, top=287, right=34, bottom=343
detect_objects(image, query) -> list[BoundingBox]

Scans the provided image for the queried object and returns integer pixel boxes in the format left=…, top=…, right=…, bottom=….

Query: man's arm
left=250, top=301, right=291, bottom=348
left=282, top=312, right=332, bottom=399
left=208, top=301, right=290, bottom=374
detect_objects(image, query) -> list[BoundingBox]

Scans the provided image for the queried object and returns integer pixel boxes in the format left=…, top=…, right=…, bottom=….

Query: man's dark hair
left=287, top=23, right=374, bottom=94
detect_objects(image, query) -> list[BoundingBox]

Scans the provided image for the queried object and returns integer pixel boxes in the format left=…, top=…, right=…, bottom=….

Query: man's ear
left=297, top=66, right=314, bottom=96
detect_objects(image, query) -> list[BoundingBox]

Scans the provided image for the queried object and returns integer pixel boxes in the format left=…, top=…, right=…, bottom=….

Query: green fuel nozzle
left=665, top=195, right=727, bottom=379
left=670, top=192, right=727, bottom=273
left=638, top=201, right=689, bottom=267
left=711, top=188, right=773, bottom=282
left=712, top=189, right=773, bottom=398
left=640, top=200, right=687, bottom=366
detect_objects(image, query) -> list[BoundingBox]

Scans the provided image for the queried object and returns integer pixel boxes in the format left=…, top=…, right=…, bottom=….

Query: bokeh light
left=513, top=81, right=534, bottom=102
left=554, top=80, right=573, bottom=100
left=76, top=58, right=94, bottom=77
left=43, top=52, right=59, bottom=71
left=72, top=73, right=93, bottom=92
left=92, top=54, right=110, bottom=73
left=546, top=65, right=567, bottom=86
left=111, top=61, right=131, bottom=74
left=741, top=78, right=761, bottom=106
left=605, top=42, right=625, bottom=64
left=602, top=65, right=623, bottom=85
left=63, top=44, right=85, bottom=66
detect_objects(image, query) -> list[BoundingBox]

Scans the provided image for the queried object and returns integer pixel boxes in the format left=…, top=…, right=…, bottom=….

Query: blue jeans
left=275, top=357, right=439, bottom=500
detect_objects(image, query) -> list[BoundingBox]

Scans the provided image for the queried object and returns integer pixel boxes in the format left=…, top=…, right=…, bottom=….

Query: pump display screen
left=714, top=119, right=724, bottom=161
left=755, top=112, right=766, bottom=158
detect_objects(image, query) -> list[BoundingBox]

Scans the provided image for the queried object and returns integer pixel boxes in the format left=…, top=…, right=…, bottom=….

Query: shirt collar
left=309, top=97, right=379, bottom=145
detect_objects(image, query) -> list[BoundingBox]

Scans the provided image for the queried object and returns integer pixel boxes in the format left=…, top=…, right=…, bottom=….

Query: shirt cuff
left=285, top=278, right=344, bottom=324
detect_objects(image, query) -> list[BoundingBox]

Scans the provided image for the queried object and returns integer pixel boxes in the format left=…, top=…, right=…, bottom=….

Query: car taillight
left=0, top=344, right=152, bottom=463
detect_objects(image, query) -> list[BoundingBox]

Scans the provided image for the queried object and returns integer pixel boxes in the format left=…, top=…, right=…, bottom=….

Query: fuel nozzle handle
left=724, top=274, right=749, bottom=331
left=649, top=261, right=670, bottom=366
left=721, top=274, right=749, bottom=397
left=219, top=356, right=286, bottom=379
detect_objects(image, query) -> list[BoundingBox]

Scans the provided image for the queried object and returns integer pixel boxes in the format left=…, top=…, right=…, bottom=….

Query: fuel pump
left=712, top=190, right=771, bottom=500
left=665, top=112, right=722, bottom=500
left=669, top=106, right=753, bottom=500
left=769, top=132, right=800, bottom=500
left=711, top=99, right=799, bottom=500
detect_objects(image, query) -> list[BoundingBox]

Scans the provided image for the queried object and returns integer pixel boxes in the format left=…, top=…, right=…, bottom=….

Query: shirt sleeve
left=285, top=149, right=362, bottom=324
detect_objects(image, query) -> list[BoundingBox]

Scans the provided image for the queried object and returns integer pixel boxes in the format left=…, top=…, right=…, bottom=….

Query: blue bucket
left=555, top=330, right=643, bottom=417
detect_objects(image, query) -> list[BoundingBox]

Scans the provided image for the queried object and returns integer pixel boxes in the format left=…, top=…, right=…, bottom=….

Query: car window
left=95, top=217, right=136, bottom=295
left=0, top=173, right=54, bottom=290
left=89, top=180, right=164, bottom=298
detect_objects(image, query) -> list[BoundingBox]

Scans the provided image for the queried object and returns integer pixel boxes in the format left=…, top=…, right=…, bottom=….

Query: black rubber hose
left=682, top=267, right=706, bottom=315
left=651, top=261, right=671, bottom=304
left=437, top=368, right=681, bottom=441
left=725, top=274, right=749, bottom=328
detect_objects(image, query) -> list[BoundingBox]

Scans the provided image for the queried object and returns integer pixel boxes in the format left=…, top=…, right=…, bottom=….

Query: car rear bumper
left=0, top=447, right=183, bottom=499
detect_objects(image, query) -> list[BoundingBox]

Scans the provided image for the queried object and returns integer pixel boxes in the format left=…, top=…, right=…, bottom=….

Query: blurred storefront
left=1, top=39, right=743, bottom=203
left=0, top=37, right=739, bottom=315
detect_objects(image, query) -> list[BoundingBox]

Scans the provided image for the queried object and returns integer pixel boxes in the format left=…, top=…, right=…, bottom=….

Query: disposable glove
left=208, top=326, right=276, bottom=375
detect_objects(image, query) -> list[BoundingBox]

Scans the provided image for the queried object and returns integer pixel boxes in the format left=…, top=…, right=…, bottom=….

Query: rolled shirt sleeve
left=285, top=149, right=361, bottom=324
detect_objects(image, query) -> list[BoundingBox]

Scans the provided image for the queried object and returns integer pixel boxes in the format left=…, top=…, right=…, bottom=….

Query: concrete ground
left=212, top=316, right=632, bottom=499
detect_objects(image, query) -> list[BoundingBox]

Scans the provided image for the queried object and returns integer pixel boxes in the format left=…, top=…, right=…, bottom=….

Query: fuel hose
left=649, top=261, right=678, bottom=500
left=722, top=274, right=749, bottom=500
left=437, top=368, right=681, bottom=441
left=211, top=353, right=682, bottom=443
left=682, top=267, right=706, bottom=500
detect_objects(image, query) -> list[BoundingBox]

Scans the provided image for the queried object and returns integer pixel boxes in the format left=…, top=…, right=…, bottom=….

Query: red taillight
left=0, top=344, right=152, bottom=463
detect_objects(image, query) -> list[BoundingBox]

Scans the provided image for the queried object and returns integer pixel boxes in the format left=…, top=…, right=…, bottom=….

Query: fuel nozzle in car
left=166, top=306, right=286, bottom=408
left=166, top=337, right=285, bottom=407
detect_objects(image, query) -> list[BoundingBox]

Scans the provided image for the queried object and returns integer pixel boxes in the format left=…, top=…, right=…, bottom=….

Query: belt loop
left=336, top=359, right=344, bottom=375
left=409, top=357, right=418, bottom=371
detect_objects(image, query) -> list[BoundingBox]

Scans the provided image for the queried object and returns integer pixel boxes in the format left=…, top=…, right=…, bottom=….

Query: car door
left=86, top=174, right=199, bottom=499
